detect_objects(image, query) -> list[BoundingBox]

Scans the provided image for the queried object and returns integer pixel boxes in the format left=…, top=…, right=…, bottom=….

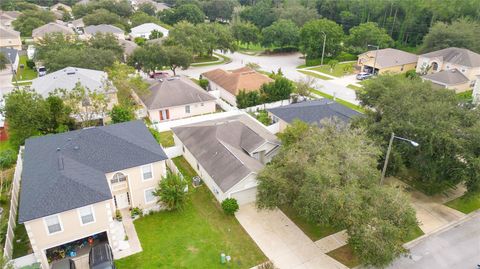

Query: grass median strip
left=310, top=88, right=365, bottom=113
left=445, top=193, right=480, bottom=214
left=347, top=84, right=363, bottom=91
left=298, top=70, right=332, bottom=80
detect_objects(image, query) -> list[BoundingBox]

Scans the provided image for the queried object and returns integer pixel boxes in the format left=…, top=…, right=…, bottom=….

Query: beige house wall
left=0, top=36, right=22, bottom=50
left=207, top=80, right=238, bottom=106
left=147, top=100, right=216, bottom=123
left=105, top=160, right=167, bottom=210
left=24, top=200, right=116, bottom=269
left=358, top=55, right=416, bottom=74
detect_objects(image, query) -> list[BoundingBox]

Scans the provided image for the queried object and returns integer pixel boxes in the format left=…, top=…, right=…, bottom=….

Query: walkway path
left=314, top=230, right=348, bottom=253
left=236, top=203, right=348, bottom=269
left=114, top=209, right=143, bottom=259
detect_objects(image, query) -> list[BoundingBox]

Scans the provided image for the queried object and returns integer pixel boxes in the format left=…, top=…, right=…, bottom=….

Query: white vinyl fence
left=241, top=98, right=292, bottom=113
left=3, top=147, right=24, bottom=260
left=153, top=110, right=242, bottom=132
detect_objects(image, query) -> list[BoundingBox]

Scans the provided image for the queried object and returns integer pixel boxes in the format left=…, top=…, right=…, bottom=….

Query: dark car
left=51, top=259, right=76, bottom=269
left=89, top=243, right=115, bottom=269
left=149, top=71, right=169, bottom=79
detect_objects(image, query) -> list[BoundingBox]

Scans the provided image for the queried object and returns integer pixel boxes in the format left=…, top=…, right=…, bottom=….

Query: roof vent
left=56, top=148, right=61, bottom=151
left=74, top=146, right=79, bottom=150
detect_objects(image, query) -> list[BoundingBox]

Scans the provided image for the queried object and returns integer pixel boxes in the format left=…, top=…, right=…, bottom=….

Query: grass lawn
left=193, top=55, right=218, bottom=63
left=310, top=88, right=366, bottom=113
left=14, top=56, right=37, bottom=81
left=12, top=223, right=31, bottom=258
left=297, top=70, right=332, bottom=80
left=0, top=168, right=14, bottom=247
left=309, top=62, right=355, bottom=78
left=446, top=192, right=480, bottom=214
left=238, top=43, right=267, bottom=54
left=327, top=244, right=360, bottom=268
left=191, top=53, right=231, bottom=67
left=346, top=84, right=363, bottom=91
left=115, top=156, right=266, bottom=269
left=404, top=224, right=424, bottom=243
left=279, top=205, right=341, bottom=241
left=158, top=131, right=175, bottom=148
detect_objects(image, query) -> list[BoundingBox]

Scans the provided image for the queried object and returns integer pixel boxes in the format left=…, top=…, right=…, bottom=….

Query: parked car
left=51, top=259, right=76, bottom=269
left=356, top=72, right=372, bottom=80
left=149, top=71, right=169, bottom=79
left=37, top=66, right=47, bottom=77
left=89, top=243, right=115, bottom=269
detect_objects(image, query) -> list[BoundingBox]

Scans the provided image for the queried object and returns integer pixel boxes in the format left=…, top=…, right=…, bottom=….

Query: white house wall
left=148, top=100, right=216, bottom=123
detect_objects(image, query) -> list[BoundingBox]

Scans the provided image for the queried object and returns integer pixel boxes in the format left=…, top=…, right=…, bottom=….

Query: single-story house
left=267, top=99, right=362, bottom=132
left=417, top=47, right=480, bottom=92
left=201, top=66, right=273, bottom=107
left=0, top=27, right=22, bottom=50
left=18, top=120, right=168, bottom=268
left=130, top=23, right=169, bottom=39
left=32, top=22, right=75, bottom=41
left=134, top=76, right=216, bottom=123
left=84, top=24, right=125, bottom=40
left=0, top=11, right=21, bottom=29
left=357, top=48, right=418, bottom=74
left=30, top=67, right=118, bottom=122
left=172, top=114, right=280, bottom=205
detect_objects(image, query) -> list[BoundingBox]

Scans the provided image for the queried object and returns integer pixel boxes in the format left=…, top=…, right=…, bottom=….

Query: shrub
left=405, top=69, right=419, bottom=79
left=115, top=210, right=122, bottom=221
left=148, top=127, right=161, bottom=143
left=221, top=198, right=239, bottom=215
left=131, top=207, right=142, bottom=217
left=237, top=90, right=261, bottom=109
left=26, top=60, right=35, bottom=69
left=336, top=51, right=357, bottom=61
left=0, top=149, right=16, bottom=170
left=153, top=172, right=188, bottom=210
left=198, top=78, right=209, bottom=90
left=134, top=37, right=146, bottom=46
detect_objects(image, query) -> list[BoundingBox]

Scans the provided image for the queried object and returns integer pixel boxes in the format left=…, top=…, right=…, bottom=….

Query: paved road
left=389, top=212, right=480, bottom=269
left=176, top=52, right=360, bottom=105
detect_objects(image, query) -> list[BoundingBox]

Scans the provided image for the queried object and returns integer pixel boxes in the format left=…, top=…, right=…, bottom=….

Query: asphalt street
left=389, top=212, right=480, bottom=269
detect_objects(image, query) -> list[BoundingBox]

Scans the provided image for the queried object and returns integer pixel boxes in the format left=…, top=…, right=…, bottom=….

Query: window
left=78, top=206, right=95, bottom=225
left=144, top=188, right=156, bottom=204
left=111, top=172, right=127, bottom=184
left=142, top=164, right=153, bottom=180
left=185, top=105, right=190, bottom=113
left=45, top=215, right=62, bottom=234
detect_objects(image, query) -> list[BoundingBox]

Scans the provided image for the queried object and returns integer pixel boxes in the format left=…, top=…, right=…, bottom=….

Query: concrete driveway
left=236, top=203, right=347, bottom=269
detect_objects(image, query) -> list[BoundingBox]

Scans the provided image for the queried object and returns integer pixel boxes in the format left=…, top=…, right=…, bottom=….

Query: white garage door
left=230, top=187, right=257, bottom=205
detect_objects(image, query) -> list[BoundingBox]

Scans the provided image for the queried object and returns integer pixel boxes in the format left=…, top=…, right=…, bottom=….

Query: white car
left=356, top=72, right=373, bottom=80
left=37, top=66, right=47, bottom=77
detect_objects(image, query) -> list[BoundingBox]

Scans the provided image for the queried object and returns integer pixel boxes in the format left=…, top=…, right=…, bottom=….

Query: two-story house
left=416, top=47, right=480, bottom=92
left=172, top=115, right=280, bottom=205
left=18, top=120, right=168, bottom=268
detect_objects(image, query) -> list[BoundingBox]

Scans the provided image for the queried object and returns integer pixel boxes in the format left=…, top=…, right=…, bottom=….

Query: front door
left=115, top=193, right=130, bottom=209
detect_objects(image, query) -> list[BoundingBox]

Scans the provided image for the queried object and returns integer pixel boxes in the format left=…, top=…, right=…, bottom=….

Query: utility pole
left=380, top=132, right=419, bottom=185
left=367, top=44, right=380, bottom=75
left=320, top=31, right=326, bottom=66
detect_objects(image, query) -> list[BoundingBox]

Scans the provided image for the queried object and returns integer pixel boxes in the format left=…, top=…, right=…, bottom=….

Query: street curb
left=403, top=210, right=479, bottom=249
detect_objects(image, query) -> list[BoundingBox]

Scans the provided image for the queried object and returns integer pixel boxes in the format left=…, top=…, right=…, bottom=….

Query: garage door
left=230, top=187, right=257, bottom=205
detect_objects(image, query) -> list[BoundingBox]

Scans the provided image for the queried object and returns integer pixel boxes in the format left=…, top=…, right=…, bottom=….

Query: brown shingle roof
left=202, top=66, right=273, bottom=96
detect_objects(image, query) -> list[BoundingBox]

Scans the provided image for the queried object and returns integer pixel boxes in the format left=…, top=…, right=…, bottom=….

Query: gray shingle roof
left=359, top=48, right=418, bottom=68
left=140, top=76, right=216, bottom=110
left=0, top=27, right=20, bottom=39
left=19, top=120, right=168, bottom=223
left=84, top=24, right=124, bottom=35
left=267, top=99, right=361, bottom=125
left=32, top=22, right=74, bottom=38
left=422, top=69, right=470, bottom=85
left=31, top=67, right=114, bottom=97
left=420, top=47, right=480, bottom=67
left=172, top=115, right=279, bottom=192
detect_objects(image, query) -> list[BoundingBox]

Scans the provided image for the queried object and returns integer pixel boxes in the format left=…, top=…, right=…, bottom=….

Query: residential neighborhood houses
left=0, top=1, right=479, bottom=269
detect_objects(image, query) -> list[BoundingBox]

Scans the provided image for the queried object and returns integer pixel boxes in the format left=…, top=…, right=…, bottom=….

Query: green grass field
left=310, top=88, right=366, bottom=113
left=158, top=131, right=175, bottom=148
left=309, top=62, right=355, bottom=77
left=14, top=56, right=37, bottom=81
left=446, top=192, right=480, bottom=214
left=115, top=156, right=266, bottom=269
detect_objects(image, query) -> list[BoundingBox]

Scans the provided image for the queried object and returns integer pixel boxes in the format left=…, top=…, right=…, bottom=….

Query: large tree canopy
left=299, top=19, right=344, bottom=59
left=257, top=120, right=417, bottom=267
left=13, top=9, right=56, bottom=36
left=347, top=22, right=394, bottom=52
left=421, top=18, right=480, bottom=53
left=356, top=75, right=479, bottom=194
left=202, top=0, right=236, bottom=22
left=261, top=19, right=299, bottom=48
left=159, top=4, right=205, bottom=25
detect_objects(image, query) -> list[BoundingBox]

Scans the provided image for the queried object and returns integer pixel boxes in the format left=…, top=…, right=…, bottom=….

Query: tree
left=293, top=77, right=314, bottom=101
left=231, top=21, right=259, bottom=47
left=197, top=23, right=237, bottom=55
left=239, top=0, right=277, bottom=28
left=150, top=29, right=163, bottom=39
left=109, top=104, right=135, bottom=123
left=260, top=77, right=294, bottom=103
left=42, top=47, right=118, bottom=72
left=299, top=19, right=344, bottom=59
left=12, top=9, right=56, bottom=36
left=159, top=4, right=205, bottom=25
left=327, top=59, right=338, bottom=72
left=72, top=0, right=132, bottom=18
left=137, top=2, right=157, bottom=16
left=153, top=172, right=188, bottom=210
left=0, top=53, right=8, bottom=70
left=106, top=62, right=149, bottom=107
left=164, top=46, right=193, bottom=75
left=45, top=95, right=74, bottom=133
left=128, top=44, right=167, bottom=73
left=202, top=0, right=236, bottom=22
left=347, top=22, right=394, bottom=52
left=88, top=33, right=124, bottom=59
left=82, top=9, right=126, bottom=30
left=257, top=120, right=417, bottom=267
left=55, top=83, right=110, bottom=127
left=261, top=19, right=299, bottom=48
left=276, top=4, right=318, bottom=27
left=130, top=11, right=162, bottom=27
left=236, top=90, right=261, bottom=108
left=356, top=75, right=477, bottom=194
left=421, top=18, right=480, bottom=53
